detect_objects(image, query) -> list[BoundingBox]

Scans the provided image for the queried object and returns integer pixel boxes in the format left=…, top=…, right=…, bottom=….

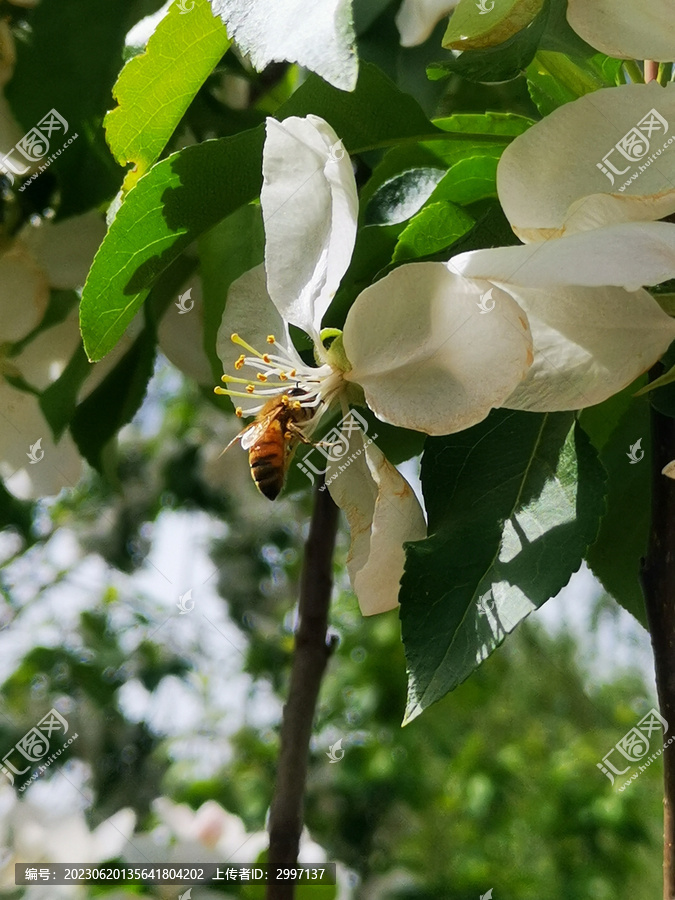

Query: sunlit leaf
left=105, top=0, right=231, bottom=191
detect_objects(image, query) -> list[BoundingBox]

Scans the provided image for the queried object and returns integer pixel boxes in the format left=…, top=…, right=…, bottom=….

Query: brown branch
left=266, top=478, right=340, bottom=900
left=641, top=384, right=675, bottom=900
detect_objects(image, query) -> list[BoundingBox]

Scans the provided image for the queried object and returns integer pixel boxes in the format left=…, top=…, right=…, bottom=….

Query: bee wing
left=219, top=422, right=260, bottom=458
left=240, top=420, right=270, bottom=451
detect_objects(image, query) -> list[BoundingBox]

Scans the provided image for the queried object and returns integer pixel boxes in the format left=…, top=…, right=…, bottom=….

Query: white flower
left=122, top=797, right=268, bottom=864
left=216, top=111, right=675, bottom=614
left=216, top=115, right=534, bottom=614
left=447, top=82, right=675, bottom=412
left=0, top=784, right=135, bottom=893
left=395, top=0, right=460, bottom=47
left=0, top=212, right=105, bottom=499
left=566, top=0, right=675, bottom=62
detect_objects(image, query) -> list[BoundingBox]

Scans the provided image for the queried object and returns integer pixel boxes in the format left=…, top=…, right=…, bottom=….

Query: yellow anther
left=289, top=369, right=296, bottom=377
left=279, top=372, right=288, bottom=381
left=214, top=386, right=226, bottom=395
left=267, top=335, right=275, bottom=344
left=235, top=407, right=243, bottom=418
left=292, top=401, right=302, bottom=410
left=256, top=373, right=268, bottom=382
left=234, top=354, right=246, bottom=370
left=262, top=354, right=271, bottom=363
left=246, top=385, right=255, bottom=393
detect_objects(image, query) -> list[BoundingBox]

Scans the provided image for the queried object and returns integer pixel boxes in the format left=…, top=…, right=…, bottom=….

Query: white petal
left=327, top=434, right=426, bottom=615
left=501, top=284, right=675, bottom=412
left=0, top=241, right=49, bottom=342
left=0, top=381, right=82, bottom=500
left=19, top=211, right=106, bottom=290
left=343, top=262, right=533, bottom=435
left=497, top=82, right=675, bottom=241
left=158, top=279, right=214, bottom=386
left=209, top=0, right=357, bottom=92
left=217, top=264, right=302, bottom=415
left=567, top=0, right=675, bottom=61
left=452, top=222, right=675, bottom=292
left=12, top=311, right=81, bottom=390
left=395, top=0, right=459, bottom=47
left=91, top=809, right=136, bottom=862
left=262, top=115, right=358, bottom=339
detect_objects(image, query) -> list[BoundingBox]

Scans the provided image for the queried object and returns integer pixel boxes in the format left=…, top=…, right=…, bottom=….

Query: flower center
left=214, top=332, right=346, bottom=420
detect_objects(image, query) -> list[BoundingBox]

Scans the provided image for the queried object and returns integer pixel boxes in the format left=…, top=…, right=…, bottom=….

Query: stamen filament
left=221, top=375, right=299, bottom=387
left=230, top=333, right=268, bottom=359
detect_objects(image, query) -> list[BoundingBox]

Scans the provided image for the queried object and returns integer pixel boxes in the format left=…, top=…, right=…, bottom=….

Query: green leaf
left=636, top=359, right=675, bottom=396
left=582, top=393, right=650, bottom=629
left=279, top=62, right=439, bottom=152
left=429, top=3, right=548, bottom=84
left=360, top=113, right=531, bottom=211
left=400, top=411, right=605, bottom=722
left=392, top=200, right=475, bottom=262
left=364, top=168, right=446, bottom=226
left=644, top=342, right=675, bottom=416
left=39, top=345, right=92, bottom=441
left=429, top=155, right=499, bottom=205
left=80, top=126, right=265, bottom=361
left=6, top=0, right=167, bottom=216
left=198, top=203, right=265, bottom=382
left=443, top=0, right=544, bottom=50
left=433, top=111, right=534, bottom=139
left=527, top=50, right=622, bottom=116
left=70, top=327, right=157, bottom=471
left=0, top=481, right=34, bottom=542
left=105, top=0, right=231, bottom=191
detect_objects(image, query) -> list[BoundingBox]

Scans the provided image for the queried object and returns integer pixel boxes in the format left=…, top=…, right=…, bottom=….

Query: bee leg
left=286, top=423, right=315, bottom=446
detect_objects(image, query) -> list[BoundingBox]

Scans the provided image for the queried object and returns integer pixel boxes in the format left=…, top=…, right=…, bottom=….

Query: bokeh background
left=0, top=1, right=664, bottom=898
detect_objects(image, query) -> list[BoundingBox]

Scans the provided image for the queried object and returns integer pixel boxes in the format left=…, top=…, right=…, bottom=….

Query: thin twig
left=266, top=478, right=340, bottom=900
left=641, top=371, right=675, bottom=900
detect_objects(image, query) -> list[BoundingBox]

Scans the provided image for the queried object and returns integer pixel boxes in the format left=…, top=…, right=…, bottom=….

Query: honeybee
left=224, top=388, right=316, bottom=500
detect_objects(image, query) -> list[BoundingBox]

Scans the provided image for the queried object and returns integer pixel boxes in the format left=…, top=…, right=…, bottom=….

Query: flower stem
left=266, top=477, right=340, bottom=900
left=624, top=60, right=645, bottom=83
left=640, top=372, right=675, bottom=899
